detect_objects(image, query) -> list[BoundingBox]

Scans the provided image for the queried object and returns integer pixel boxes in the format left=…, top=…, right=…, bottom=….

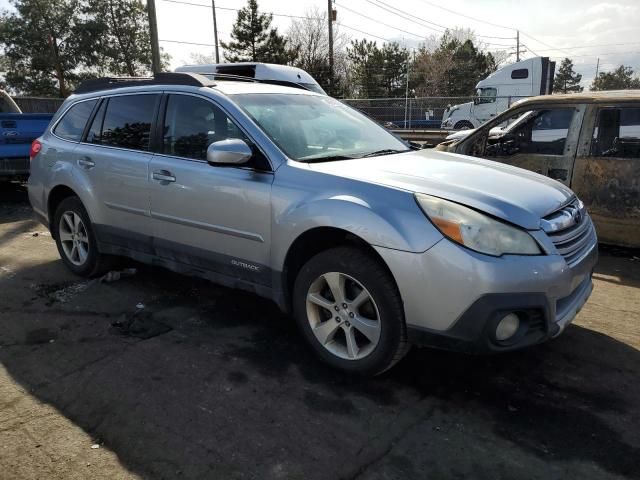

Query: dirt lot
left=0, top=182, right=639, bottom=480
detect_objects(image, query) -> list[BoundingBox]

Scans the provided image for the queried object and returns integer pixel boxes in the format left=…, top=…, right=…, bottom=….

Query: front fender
left=271, top=192, right=443, bottom=270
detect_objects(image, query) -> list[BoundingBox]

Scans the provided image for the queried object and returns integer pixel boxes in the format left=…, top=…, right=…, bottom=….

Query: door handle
left=77, top=156, right=95, bottom=169
left=152, top=170, right=176, bottom=183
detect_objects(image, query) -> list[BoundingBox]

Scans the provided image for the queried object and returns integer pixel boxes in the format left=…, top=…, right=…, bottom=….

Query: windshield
left=231, top=93, right=409, bottom=161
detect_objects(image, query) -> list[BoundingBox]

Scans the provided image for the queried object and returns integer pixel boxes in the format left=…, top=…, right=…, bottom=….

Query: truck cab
left=441, top=57, right=555, bottom=130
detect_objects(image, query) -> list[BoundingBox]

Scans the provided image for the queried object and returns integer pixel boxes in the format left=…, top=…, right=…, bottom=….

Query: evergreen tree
left=0, top=0, right=84, bottom=96
left=591, top=65, right=640, bottom=91
left=80, top=0, right=157, bottom=76
left=554, top=58, right=583, bottom=93
left=222, top=0, right=292, bottom=64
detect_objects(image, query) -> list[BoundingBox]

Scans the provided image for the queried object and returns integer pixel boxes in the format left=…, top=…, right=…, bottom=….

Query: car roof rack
left=195, top=72, right=258, bottom=83
left=74, top=72, right=216, bottom=94
left=187, top=72, right=310, bottom=91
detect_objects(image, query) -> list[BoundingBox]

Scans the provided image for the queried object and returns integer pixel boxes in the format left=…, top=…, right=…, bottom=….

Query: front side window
left=231, top=93, right=409, bottom=161
left=99, top=94, right=159, bottom=151
left=484, top=108, right=574, bottom=157
left=591, top=107, right=640, bottom=158
left=476, top=87, right=497, bottom=104
left=53, top=100, right=97, bottom=141
left=162, top=94, right=248, bottom=161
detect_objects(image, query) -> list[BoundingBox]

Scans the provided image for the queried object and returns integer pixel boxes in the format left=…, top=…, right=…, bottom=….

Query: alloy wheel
left=58, top=211, right=90, bottom=266
left=305, top=272, right=381, bottom=360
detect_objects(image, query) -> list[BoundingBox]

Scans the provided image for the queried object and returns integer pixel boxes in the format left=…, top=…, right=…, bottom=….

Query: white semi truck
left=441, top=57, right=555, bottom=130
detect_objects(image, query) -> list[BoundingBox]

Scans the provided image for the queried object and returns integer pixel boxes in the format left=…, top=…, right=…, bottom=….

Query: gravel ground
left=1, top=182, right=639, bottom=480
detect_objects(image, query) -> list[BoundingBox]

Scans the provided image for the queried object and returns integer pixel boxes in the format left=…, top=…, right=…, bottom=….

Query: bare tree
left=287, top=7, right=351, bottom=95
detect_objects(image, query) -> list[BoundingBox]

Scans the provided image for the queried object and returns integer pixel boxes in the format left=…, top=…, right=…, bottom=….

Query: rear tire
left=293, top=246, right=409, bottom=376
left=52, top=196, right=116, bottom=277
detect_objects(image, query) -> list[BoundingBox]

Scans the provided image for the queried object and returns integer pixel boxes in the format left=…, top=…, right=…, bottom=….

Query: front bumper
left=374, top=237, right=598, bottom=353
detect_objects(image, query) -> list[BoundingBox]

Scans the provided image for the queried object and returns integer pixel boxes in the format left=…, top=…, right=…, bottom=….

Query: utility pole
left=516, top=30, right=520, bottom=62
left=595, top=58, right=600, bottom=79
left=147, top=0, right=162, bottom=74
left=212, top=0, right=220, bottom=63
left=328, top=0, right=334, bottom=94
left=404, top=48, right=412, bottom=128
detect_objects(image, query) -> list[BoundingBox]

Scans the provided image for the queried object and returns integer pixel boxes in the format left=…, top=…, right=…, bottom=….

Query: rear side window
left=511, top=68, right=529, bottom=79
left=591, top=107, right=640, bottom=158
left=53, top=100, right=97, bottom=141
left=99, top=94, right=159, bottom=151
left=162, top=94, right=248, bottom=160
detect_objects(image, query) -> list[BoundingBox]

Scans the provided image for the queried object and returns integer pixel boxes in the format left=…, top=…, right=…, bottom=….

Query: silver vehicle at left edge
left=28, top=73, right=597, bottom=375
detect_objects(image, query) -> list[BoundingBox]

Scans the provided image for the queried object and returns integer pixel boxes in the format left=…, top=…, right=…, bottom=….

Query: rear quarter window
left=53, top=100, right=97, bottom=141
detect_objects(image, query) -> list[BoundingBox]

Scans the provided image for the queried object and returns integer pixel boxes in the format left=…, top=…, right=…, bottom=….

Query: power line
left=415, top=0, right=515, bottom=33
left=339, top=23, right=392, bottom=42
left=366, top=0, right=516, bottom=41
left=363, top=0, right=445, bottom=34
left=335, top=2, right=425, bottom=39
left=159, top=0, right=307, bottom=19
left=160, top=38, right=219, bottom=47
left=525, top=41, right=640, bottom=52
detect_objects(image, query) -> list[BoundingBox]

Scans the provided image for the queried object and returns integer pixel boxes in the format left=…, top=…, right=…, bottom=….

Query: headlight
left=415, top=194, right=541, bottom=256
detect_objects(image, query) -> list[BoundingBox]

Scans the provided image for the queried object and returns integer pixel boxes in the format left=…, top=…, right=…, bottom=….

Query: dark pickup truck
left=0, top=91, right=53, bottom=181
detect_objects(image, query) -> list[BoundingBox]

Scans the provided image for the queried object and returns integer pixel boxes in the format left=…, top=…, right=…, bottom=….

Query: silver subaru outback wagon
left=28, top=73, right=597, bottom=375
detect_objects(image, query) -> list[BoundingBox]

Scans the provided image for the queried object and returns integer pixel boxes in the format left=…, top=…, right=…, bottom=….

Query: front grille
left=543, top=199, right=597, bottom=267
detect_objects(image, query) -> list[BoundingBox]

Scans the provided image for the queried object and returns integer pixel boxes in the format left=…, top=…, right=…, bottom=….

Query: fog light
left=495, top=313, right=520, bottom=341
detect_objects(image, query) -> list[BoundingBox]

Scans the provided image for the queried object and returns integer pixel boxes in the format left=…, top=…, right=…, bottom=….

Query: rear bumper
left=375, top=236, right=598, bottom=353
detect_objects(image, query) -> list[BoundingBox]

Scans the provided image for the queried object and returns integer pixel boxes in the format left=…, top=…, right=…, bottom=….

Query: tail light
left=30, top=139, right=42, bottom=161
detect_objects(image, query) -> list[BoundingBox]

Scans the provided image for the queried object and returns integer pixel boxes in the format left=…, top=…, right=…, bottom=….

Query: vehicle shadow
left=1, top=257, right=638, bottom=479
left=0, top=181, right=36, bottom=226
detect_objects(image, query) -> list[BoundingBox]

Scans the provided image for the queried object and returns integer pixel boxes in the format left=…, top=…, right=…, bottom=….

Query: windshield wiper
left=299, top=155, right=359, bottom=163
left=359, top=149, right=409, bottom=158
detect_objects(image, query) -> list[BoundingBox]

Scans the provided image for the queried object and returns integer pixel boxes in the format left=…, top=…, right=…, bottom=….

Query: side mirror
left=206, top=139, right=252, bottom=166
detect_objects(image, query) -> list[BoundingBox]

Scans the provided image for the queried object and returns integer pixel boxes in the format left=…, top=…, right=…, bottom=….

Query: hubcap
left=59, top=211, right=89, bottom=266
left=306, top=272, right=381, bottom=361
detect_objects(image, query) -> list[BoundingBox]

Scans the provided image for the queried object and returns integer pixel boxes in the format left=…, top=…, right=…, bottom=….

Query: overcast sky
left=2, top=0, right=639, bottom=89
left=153, top=0, right=640, bottom=88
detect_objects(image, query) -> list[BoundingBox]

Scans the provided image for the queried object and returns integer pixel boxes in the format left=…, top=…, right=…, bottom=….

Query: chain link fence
left=343, top=96, right=531, bottom=129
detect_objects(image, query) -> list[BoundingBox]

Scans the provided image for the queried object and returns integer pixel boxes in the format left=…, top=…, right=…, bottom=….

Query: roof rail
left=74, top=72, right=216, bottom=94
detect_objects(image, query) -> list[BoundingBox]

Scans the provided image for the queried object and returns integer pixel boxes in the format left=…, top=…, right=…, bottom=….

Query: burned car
left=439, top=91, right=640, bottom=248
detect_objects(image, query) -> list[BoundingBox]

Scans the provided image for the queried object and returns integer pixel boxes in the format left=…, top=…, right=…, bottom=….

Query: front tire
left=454, top=120, right=474, bottom=130
left=293, top=246, right=409, bottom=375
left=53, top=196, right=115, bottom=277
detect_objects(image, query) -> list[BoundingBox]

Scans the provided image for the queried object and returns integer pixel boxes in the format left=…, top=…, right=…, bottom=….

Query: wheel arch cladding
left=280, top=226, right=401, bottom=311
left=48, top=185, right=80, bottom=238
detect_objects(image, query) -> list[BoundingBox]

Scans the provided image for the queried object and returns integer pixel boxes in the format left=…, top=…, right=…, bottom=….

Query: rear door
left=148, top=92, right=273, bottom=286
left=571, top=104, right=640, bottom=247
left=73, top=93, right=160, bottom=250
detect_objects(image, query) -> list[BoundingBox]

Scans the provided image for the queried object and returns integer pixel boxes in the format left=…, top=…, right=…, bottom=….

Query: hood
left=443, top=101, right=472, bottom=120
left=307, top=150, right=574, bottom=230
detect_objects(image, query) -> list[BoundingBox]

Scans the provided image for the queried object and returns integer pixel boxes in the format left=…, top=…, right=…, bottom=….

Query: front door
left=149, top=93, right=273, bottom=286
left=471, top=106, right=584, bottom=185
left=571, top=105, right=640, bottom=247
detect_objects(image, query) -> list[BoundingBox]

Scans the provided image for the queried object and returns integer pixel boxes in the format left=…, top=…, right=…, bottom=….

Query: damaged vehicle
left=439, top=91, right=640, bottom=247
left=28, top=73, right=597, bottom=375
